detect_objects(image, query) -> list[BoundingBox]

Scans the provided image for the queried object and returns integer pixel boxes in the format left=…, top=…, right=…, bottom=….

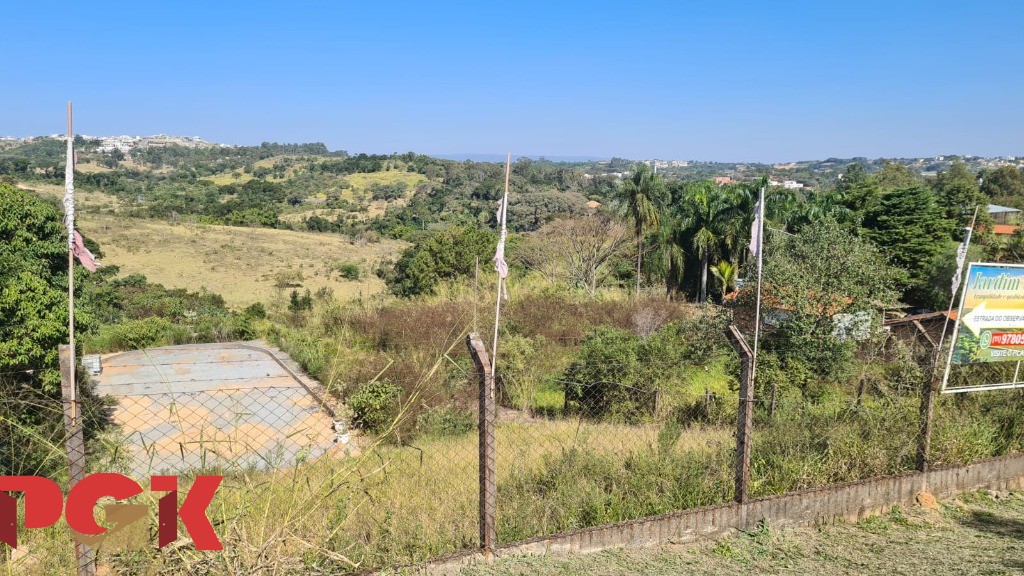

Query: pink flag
left=72, top=230, right=98, bottom=272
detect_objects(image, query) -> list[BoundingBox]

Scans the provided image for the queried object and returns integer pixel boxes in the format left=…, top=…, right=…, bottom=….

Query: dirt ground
left=457, top=490, right=1024, bottom=575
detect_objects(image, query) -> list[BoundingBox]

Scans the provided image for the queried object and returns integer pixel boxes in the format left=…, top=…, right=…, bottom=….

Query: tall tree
left=678, top=181, right=733, bottom=303
left=613, top=163, right=667, bottom=292
left=872, top=160, right=920, bottom=193
left=861, top=185, right=953, bottom=308
left=981, top=165, right=1024, bottom=207
left=934, top=161, right=985, bottom=223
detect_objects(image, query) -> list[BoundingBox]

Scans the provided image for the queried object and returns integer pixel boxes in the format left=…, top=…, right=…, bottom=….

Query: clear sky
left=3, top=1, right=1022, bottom=162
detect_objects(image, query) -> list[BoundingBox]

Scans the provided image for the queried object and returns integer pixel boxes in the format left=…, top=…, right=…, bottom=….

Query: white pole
left=65, top=101, right=77, bottom=425
left=491, top=153, right=511, bottom=375
left=751, top=186, right=766, bottom=382
left=936, top=206, right=979, bottom=393
left=940, top=262, right=974, bottom=392
left=935, top=206, right=979, bottom=357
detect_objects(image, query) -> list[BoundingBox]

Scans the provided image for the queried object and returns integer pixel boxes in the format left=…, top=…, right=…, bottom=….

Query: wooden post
left=466, top=333, right=496, bottom=556
left=59, top=345, right=95, bottom=576
left=725, top=326, right=754, bottom=504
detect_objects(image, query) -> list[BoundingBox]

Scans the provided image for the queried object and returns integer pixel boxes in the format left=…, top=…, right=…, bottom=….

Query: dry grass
left=343, top=171, right=427, bottom=200
left=78, top=212, right=404, bottom=308
left=339, top=420, right=731, bottom=567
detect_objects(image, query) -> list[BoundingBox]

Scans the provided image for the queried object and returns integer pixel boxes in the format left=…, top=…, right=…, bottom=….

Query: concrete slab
left=93, top=341, right=340, bottom=475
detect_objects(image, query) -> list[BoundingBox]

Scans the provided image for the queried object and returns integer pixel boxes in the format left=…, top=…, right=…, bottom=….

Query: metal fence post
left=466, top=333, right=496, bottom=556
left=725, top=326, right=754, bottom=504
left=59, top=345, right=95, bottom=576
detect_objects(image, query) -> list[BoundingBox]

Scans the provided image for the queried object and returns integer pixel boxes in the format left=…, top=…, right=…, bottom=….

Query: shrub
left=415, top=406, right=475, bottom=438
left=562, top=327, right=650, bottom=422
left=348, top=380, right=403, bottom=434
left=336, top=262, right=361, bottom=281
left=562, top=313, right=733, bottom=422
left=243, top=302, right=267, bottom=319
left=89, top=317, right=174, bottom=351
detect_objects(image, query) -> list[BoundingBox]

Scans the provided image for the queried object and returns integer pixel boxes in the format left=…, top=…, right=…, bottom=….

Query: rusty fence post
left=466, top=333, right=496, bottom=556
left=725, top=326, right=754, bottom=504
left=916, top=339, right=941, bottom=473
left=59, top=345, right=96, bottom=576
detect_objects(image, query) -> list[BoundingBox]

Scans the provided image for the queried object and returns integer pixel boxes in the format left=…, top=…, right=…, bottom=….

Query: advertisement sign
left=950, top=263, right=1024, bottom=365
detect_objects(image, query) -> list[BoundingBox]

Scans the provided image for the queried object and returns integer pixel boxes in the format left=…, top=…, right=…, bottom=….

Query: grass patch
left=72, top=212, right=405, bottom=307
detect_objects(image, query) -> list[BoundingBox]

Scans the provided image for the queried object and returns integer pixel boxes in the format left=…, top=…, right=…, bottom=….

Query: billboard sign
left=944, top=262, right=1024, bottom=392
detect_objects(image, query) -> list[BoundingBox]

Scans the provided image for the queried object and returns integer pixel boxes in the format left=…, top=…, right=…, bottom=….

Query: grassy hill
left=83, top=213, right=403, bottom=307
left=20, top=183, right=405, bottom=308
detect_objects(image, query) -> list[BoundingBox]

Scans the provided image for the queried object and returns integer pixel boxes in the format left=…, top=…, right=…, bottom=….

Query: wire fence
left=7, top=322, right=1024, bottom=574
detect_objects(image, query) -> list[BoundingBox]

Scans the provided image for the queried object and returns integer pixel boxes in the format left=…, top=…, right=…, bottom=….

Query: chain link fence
left=7, top=320, right=1024, bottom=574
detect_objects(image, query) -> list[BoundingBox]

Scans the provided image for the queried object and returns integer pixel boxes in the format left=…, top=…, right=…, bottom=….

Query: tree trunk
left=636, top=234, right=642, bottom=294
left=700, top=256, right=708, bottom=303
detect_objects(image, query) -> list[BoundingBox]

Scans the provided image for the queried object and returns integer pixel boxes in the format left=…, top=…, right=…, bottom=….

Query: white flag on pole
left=62, top=133, right=75, bottom=249
left=951, top=226, right=971, bottom=295
left=748, top=198, right=762, bottom=257
left=493, top=193, right=509, bottom=280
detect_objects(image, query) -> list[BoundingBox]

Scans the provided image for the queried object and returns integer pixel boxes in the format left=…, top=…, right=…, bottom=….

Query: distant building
left=714, top=177, right=733, bottom=185
left=782, top=180, right=803, bottom=189
left=585, top=200, right=602, bottom=210
left=989, top=204, right=1022, bottom=226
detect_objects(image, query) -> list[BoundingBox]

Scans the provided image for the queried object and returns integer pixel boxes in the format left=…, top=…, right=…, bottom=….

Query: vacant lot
left=458, top=491, right=1024, bottom=576
left=76, top=212, right=403, bottom=307
left=22, top=183, right=404, bottom=308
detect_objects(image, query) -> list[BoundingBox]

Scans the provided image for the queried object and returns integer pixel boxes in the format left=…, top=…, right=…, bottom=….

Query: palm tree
left=678, top=181, right=733, bottom=303
left=710, top=260, right=738, bottom=299
left=647, top=218, right=686, bottom=298
left=613, top=163, right=667, bottom=292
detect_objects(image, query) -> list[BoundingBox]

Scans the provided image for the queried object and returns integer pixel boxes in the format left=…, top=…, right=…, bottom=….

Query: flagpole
left=936, top=205, right=979, bottom=389
left=491, top=153, right=511, bottom=374
left=751, top=186, right=766, bottom=383
left=65, top=101, right=77, bottom=425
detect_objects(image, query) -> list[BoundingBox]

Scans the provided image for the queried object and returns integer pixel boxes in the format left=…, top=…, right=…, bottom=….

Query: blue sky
left=2, top=1, right=1022, bottom=162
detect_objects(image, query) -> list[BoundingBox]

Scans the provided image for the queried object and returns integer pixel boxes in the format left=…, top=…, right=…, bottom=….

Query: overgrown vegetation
left=6, top=141, right=1024, bottom=574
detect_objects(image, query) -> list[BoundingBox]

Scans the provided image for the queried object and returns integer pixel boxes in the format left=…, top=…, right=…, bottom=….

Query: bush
left=243, top=302, right=267, bottom=319
left=88, top=317, right=174, bottom=351
left=348, top=380, right=402, bottom=434
left=379, top=227, right=495, bottom=297
left=415, top=406, right=475, bottom=438
left=336, top=262, right=361, bottom=281
left=562, top=312, right=733, bottom=423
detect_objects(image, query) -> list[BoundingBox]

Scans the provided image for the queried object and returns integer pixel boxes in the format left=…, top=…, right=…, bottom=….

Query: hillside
left=19, top=182, right=404, bottom=307
left=82, top=213, right=401, bottom=307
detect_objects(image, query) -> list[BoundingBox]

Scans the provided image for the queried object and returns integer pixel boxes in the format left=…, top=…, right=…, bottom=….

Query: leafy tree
left=836, top=162, right=868, bottom=193
left=380, top=227, right=496, bottom=297
left=862, top=186, right=953, bottom=308
left=935, top=162, right=985, bottom=223
left=613, top=163, right=667, bottom=292
left=755, top=219, right=899, bottom=383
left=981, top=165, right=1024, bottom=207
left=872, top=160, right=920, bottom=193
left=0, top=184, right=75, bottom=392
